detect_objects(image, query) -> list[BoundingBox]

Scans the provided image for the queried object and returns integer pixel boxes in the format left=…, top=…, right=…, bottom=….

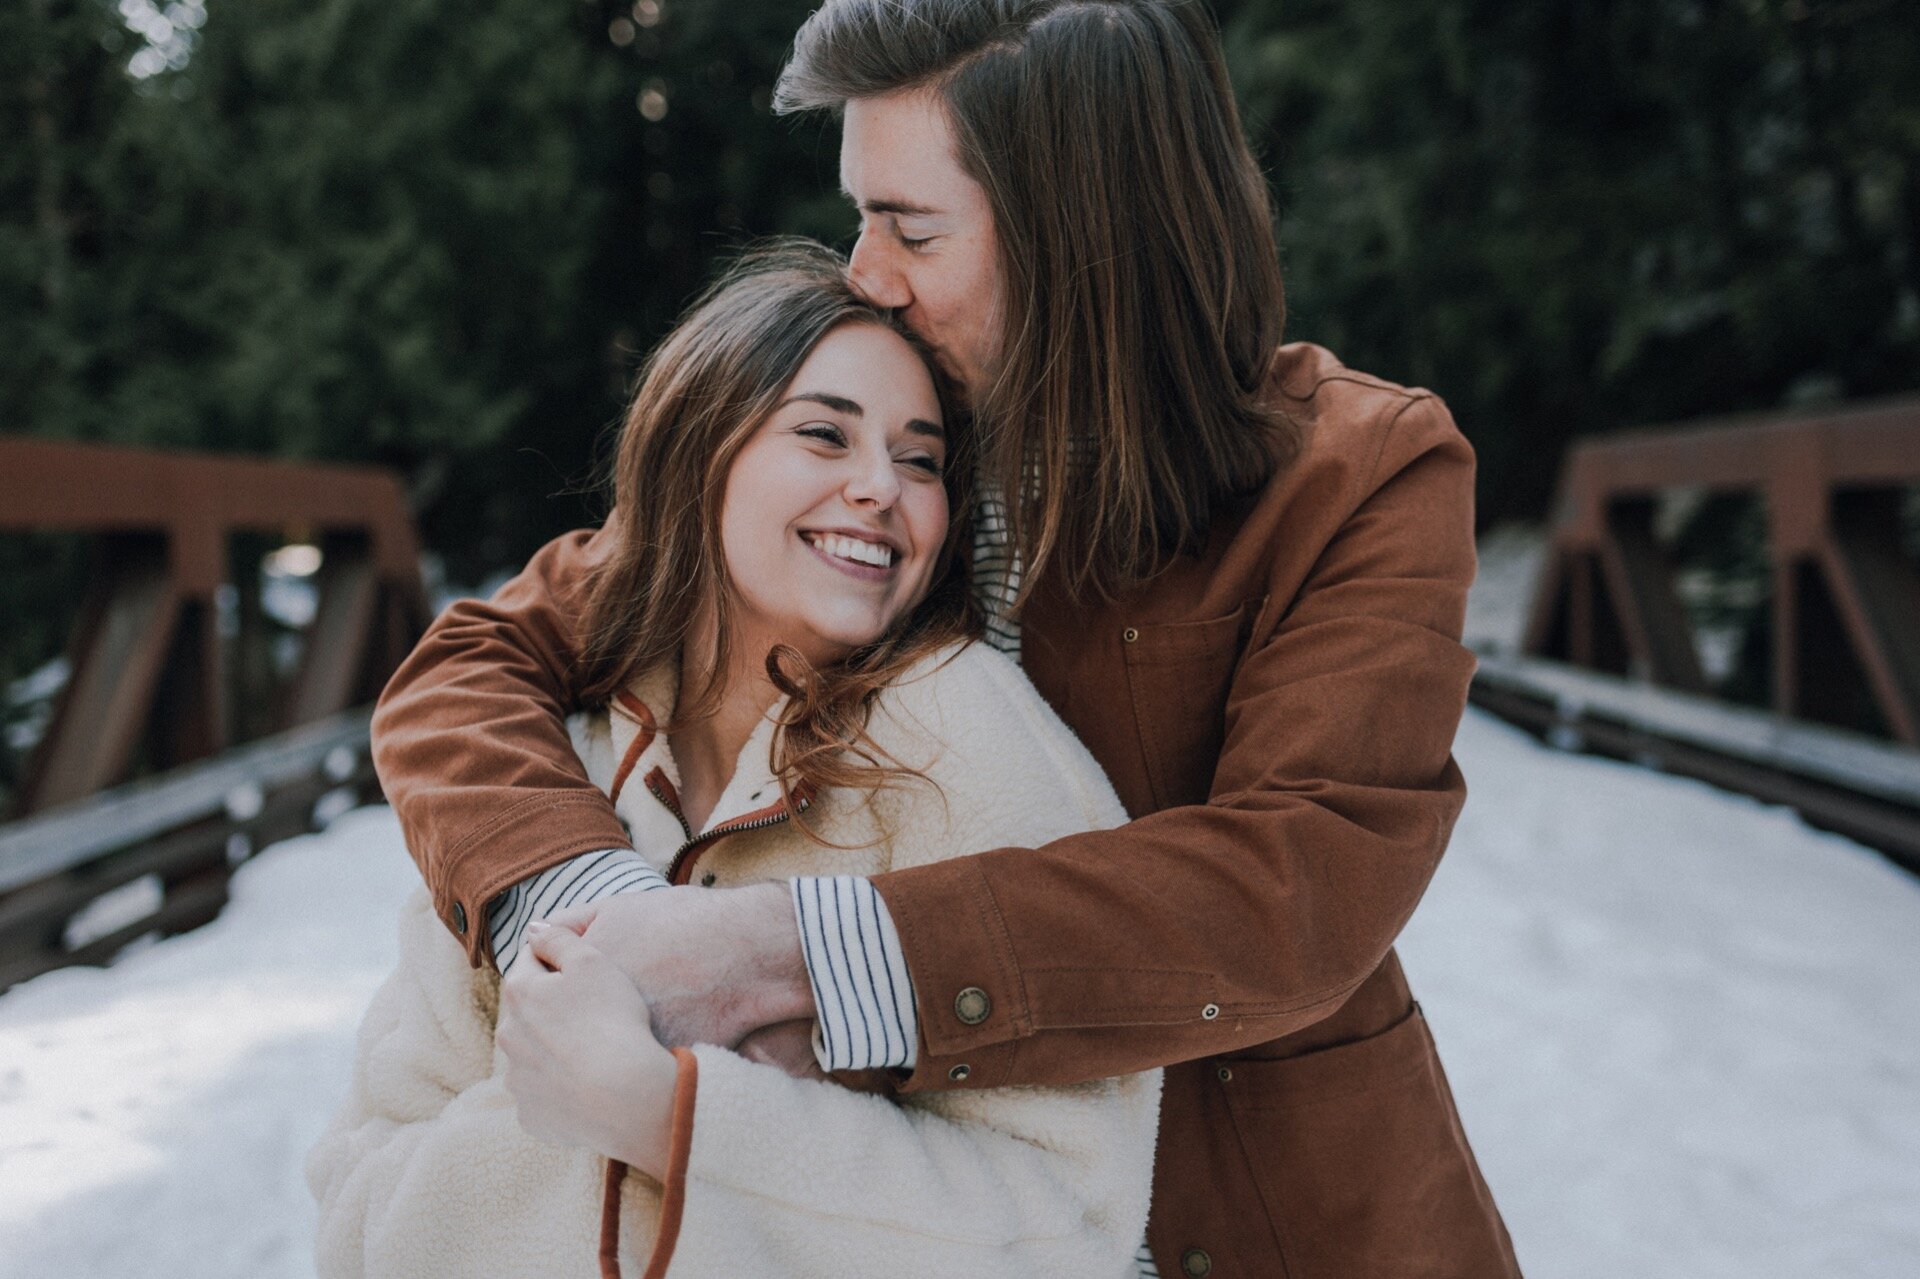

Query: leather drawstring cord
left=591, top=693, right=658, bottom=1279
left=599, top=1159, right=629, bottom=1279
left=597, top=1046, right=699, bottom=1279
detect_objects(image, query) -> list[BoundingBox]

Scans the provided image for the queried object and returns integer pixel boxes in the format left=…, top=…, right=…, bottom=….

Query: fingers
left=545, top=901, right=599, bottom=936
left=525, top=920, right=598, bottom=973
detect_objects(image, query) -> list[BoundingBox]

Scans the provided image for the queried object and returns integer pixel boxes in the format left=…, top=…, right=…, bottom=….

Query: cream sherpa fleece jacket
left=307, top=640, right=1161, bottom=1278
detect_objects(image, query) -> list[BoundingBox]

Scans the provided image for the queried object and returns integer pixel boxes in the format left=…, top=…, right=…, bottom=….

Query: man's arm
left=372, top=524, right=631, bottom=964
left=876, top=394, right=1478, bottom=1090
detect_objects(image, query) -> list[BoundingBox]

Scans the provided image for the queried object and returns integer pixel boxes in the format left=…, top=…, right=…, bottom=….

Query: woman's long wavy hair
left=576, top=241, right=980, bottom=813
left=778, top=0, right=1299, bottom=602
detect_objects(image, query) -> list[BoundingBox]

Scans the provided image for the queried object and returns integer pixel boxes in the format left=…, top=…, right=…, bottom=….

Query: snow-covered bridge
left=3, top=701, right=1917, bottom=1278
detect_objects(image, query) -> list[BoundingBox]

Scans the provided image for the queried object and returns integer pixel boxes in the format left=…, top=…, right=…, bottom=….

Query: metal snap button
left=1216, top=1065, right=1232, bottom=1082
left=1180, top=1247, right=1212, bottom=1277
left=1122, top=626, right=1139, bottom=643
left=451, top=901, right=468, bottom=934
left=1201, top=1002, right=1220, bottom=1020
left=954, top=986, right=993, bottom=1025
left=949, top=1063, right=971, bottom=1082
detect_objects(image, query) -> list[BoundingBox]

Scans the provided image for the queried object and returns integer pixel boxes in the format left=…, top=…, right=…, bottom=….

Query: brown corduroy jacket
left=371, top=342, right=1521, bottom=1279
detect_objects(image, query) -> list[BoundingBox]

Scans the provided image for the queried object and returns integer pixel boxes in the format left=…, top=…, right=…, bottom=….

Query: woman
left=306, top=243, right=1160, bottom=1277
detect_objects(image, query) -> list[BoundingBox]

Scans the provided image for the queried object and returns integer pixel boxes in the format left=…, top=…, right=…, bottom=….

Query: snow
left=1464, top=522, right=1549, bottom=655
left=0, top=809, right=418, bottom=1279
left=4, top=728, right=1918, bottom=1276
left=1399, top=712, right=1920, bottom=1277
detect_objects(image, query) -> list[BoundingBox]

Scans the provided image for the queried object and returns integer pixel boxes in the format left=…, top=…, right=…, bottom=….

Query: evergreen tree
left=1218, top=0, right=1920, bottom=519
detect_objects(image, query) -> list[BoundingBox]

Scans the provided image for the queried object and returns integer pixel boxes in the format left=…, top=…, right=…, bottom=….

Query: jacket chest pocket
left=1121, top=598, right=1262, bottom=811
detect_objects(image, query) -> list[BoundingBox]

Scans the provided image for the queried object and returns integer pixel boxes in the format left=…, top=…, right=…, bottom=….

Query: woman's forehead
left=784, top=324, right=943, bottom=430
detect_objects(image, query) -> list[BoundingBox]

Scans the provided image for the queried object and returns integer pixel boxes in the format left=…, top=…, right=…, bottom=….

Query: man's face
left=840, top=88, right=1003, bottom=405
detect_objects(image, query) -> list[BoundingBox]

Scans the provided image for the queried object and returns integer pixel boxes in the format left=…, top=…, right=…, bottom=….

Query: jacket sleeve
left=304, top=891, right=614, bottom=1278
left=874, top=393, right=1480, bottom=1089
left=308, top=900, right=1157, bottom=1279
left=372, top=524, right=628, bottom=966
left=669, top=1047, right=1158, bottom=1277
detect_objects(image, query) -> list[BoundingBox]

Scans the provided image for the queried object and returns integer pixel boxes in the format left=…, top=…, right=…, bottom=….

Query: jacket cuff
left=791, top=876, right=920, bottom=1071
left=430, top=790, right=636, bottom=967
left=871, top=855, right=1031, bottom=1090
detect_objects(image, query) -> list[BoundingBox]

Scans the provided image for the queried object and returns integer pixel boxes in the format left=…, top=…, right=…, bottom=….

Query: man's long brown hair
left=777, top=0, right=1297, bottom=600
left=576, top=242, right=980, bottom=809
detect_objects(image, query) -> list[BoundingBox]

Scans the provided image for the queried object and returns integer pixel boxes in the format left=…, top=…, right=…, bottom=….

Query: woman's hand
left=496, top=921, right=679, bottom=1178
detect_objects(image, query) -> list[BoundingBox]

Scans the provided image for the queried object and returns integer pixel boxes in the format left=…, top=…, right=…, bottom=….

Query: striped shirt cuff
left=489, top=848, right=670, bottom=976
left=791, top=876, right=920, bottom=1072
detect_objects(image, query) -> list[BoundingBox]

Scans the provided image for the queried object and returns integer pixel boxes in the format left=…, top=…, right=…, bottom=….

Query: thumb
left=525, top=920, right=601, bottom=974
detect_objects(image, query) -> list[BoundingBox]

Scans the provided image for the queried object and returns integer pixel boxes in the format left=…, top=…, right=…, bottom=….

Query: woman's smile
left=799, top=527, right=900, bottom=579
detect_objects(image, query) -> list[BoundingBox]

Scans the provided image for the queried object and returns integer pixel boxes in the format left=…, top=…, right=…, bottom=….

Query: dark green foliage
left=4, top=0, right=1917, bottom=717
left=1217, top=0, right=1920, bottom=518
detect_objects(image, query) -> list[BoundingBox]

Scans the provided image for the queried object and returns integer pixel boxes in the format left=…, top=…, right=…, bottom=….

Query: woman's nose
left=848, top=230, right=911, bottom=310
left=843, top=447, right=902, bottom=509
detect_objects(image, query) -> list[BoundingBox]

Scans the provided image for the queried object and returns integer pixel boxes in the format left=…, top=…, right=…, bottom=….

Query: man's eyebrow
left=840, top=186, right=944, bottom=218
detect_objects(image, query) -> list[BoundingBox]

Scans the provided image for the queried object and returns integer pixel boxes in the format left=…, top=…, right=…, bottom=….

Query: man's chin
left=933, top=359, right=983, bottom=411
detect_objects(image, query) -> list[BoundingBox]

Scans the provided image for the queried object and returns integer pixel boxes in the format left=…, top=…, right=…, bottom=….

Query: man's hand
left=738, top=1018, right=898, bottom=1096
left=497, top=923, right=678, bottom=1177
left=549, top=881, right=814, bottom=1051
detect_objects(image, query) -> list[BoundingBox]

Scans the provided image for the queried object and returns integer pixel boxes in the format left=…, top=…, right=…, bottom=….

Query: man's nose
left=848, top=230, right=911, bottom=310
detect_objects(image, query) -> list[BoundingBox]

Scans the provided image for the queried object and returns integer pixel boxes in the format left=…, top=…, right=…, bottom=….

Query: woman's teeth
left=807, top=533, right=894, bottom=568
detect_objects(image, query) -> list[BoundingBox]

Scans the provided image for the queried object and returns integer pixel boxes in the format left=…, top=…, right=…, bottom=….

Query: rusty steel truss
left=1, top=438, right=430, bottom=815
left=1525, top=396, right=1920, bottom=745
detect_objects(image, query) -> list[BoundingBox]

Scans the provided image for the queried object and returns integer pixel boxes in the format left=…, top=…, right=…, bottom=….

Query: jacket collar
left=605, top=660, right=799, bottom=837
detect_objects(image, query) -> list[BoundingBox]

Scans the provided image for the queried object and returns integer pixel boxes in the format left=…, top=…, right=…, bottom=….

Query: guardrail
left=1470, top=650, right=1920, bottom=873
left=0, top=708, right=380, bottom=991
left=0, top=437, right=428, bottom=816
left=1525, top=396, right=1920, bottom=746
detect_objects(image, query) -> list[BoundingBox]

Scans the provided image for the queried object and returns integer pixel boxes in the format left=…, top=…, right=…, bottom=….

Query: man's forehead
left=838, top=91, right=966, bottom=208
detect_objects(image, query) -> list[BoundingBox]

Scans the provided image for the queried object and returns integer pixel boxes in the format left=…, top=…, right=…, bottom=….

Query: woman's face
left=719, top=321, right=950, bottom=669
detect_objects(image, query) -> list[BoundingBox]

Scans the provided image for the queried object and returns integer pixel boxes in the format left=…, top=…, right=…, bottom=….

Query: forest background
left=4, top=0, right=1919, bottom=782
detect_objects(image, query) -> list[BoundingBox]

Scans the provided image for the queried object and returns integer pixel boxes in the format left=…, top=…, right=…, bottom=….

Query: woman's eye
left=796, top=423, right=846, bottom=446
left=900, top=454, right=944, bottom=476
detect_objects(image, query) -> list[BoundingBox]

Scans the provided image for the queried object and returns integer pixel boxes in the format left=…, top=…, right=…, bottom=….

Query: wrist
left=616, top=1042, right=682, bottom=1178
left=741, top=881, right=813, bottom=1026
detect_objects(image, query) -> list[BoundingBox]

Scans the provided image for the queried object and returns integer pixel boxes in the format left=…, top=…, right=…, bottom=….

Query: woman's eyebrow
left=779, top=392, right=863, bottom=416
left=780, top=393, right=944, bottom=442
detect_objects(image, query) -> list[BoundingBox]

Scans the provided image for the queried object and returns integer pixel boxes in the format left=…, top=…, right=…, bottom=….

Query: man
left=373, top=1, right=1521, bottom=1273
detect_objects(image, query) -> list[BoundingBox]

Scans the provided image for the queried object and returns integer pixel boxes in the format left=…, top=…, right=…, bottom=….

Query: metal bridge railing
left=0, top=709, right=379, bottom=991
